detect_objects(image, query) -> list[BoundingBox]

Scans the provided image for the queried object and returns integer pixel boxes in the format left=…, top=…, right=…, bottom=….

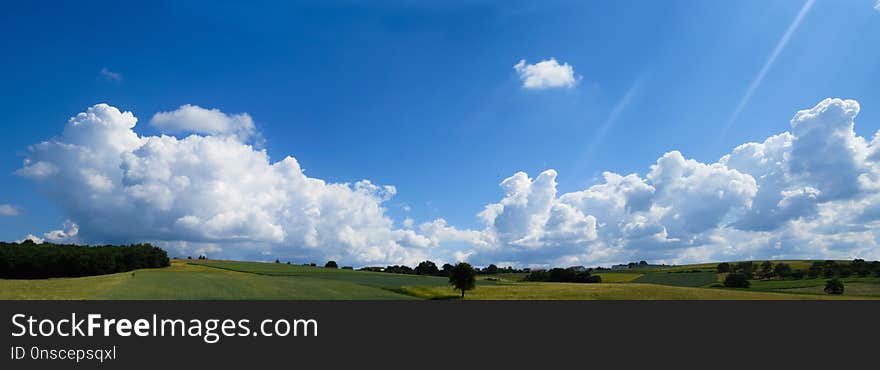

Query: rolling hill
left=0, top=259, right=878, bottom=300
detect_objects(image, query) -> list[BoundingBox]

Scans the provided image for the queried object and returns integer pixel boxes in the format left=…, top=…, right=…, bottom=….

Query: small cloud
left=99, top=67, right=123, bottom=82
left=875, top=0, right=880, bottom=12
left=16, top=234, right=43, bottom=244
left=16, top=221, right=79, bottom=244
left=513, top=58, right=579, bottom=89
left=0, top=204, right=20, bottom=216
left=150, top=104, right=261, bottom=143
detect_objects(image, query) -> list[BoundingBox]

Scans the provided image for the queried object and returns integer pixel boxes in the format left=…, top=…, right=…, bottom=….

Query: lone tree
left=824, top=279, right=844, bottom=295
left=449, top=262, right=476, bottom=298
left=716, top=262, right=731, bottom=273
left=324, top=260, right=338, bottom=269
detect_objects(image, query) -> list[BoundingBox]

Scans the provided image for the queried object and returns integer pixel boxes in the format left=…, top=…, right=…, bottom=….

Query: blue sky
left=2, top=1, right=880, bottom=267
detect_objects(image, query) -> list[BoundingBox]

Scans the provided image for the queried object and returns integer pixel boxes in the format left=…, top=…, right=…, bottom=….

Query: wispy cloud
left=99, top=67, right=123, bottom=82
left=875, top=0, right=880, bottom=12
left=586, top=74, right=646, bottom=157
left=723, top=0, right=815, bottom=134
left=0, top=204, right=20, bottom=216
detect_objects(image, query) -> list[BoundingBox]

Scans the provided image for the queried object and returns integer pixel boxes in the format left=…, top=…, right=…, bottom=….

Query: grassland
left=1, top=259, right=878, bottom=300
left=747, top=276, right=880, bottom=297
left=632, top=271, right=719, bottom=287
left=477, top=272, right=528, bottom=282
left=592, top=272, right=642, bottom=283
left=399, top=283, right=867, bottom=300
left=0, top=260, right=413, bottom=300
left=191, top=260, right=504, bottom=289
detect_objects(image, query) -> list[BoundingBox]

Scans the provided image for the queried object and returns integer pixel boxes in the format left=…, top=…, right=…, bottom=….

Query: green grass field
left=0, top=261, right=413, bottom=300
left=477, top=272, right=528, bottom=282
left=399, top=283, right=868, bottom=300
left=592, top=272, right=642, bottom=283
left=747, top=276, right=880, bottom=297
left=192, top=260, right=462, bottom=289
left=632, top=271, right=719, bottom=287
left=1, top=259, right=878, bottom=300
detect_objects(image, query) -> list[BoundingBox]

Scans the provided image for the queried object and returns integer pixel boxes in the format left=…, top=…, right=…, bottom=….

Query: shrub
left=773, top=263, right=792, bottom=278
left=734, top=262, right=755, bottom=278
left=324, top=261, right=338, bottom=268
left=723, top=273, right=750, bottom=288
left=524, top=270, right=549, bottom=282
left=824, top=279, right=844, bottom=295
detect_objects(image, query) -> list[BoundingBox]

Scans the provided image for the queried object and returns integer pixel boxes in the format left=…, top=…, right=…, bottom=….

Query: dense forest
left=0, top=240, right=170, bottom=279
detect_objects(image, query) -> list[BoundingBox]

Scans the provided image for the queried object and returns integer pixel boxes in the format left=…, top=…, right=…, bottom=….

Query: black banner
left=1, top=301, right=878, bottom=369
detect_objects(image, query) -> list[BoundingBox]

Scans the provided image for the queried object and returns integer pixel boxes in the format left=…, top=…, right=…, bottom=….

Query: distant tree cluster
left=809, top=260, right=880, bottom=279
left=720, top=261, right=796, bottom=280
left=0, top=240, right=170, bottom=279
left=523, top=268, right=601, bottom=283
left=476, top=264, right=528, bottom=275
left=716, top=259, right=880, bottom=288
left=355, top=260, right=529, bottom=277
left=383, top=265, right=414, bottom=274
left=414, top=261, right=439, bottom=275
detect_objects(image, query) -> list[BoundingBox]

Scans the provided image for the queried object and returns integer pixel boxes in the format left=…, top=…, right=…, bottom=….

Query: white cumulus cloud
left=513, top=58, right=578, bottom=89
left=17, top=98, right=880, bottom=267
left=150, top=104, right=261, bottom=143
left=18, top=104, right=428, bottom=265
left=423, top=98, right=880, bottom=267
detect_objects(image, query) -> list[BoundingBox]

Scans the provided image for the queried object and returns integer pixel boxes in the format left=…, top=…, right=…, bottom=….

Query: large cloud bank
left=17, top=98, right=880, bottom=266
left=17, top=104, right=431, bottom=265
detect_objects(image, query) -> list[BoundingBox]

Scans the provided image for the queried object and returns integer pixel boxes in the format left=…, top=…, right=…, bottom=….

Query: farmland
left=398, top=283, right=867, bottom=300
left=0, top=258, right=878, bottom=300
left=0, top=261, right=413, bottom=300
left=194, top=260, right=459, bottom=289
left=631, top=271, right=718, bottom=287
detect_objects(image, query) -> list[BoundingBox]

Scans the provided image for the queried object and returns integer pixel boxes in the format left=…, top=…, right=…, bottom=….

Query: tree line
left=0, top=240, right=170, bottom=279
left=523, top=268, right=602, bottom=283
left=357, top=261, right=524, bottom=277
left=718, top=259, right=880, bottom=289
left=350, top=260, right=602, bottom=284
